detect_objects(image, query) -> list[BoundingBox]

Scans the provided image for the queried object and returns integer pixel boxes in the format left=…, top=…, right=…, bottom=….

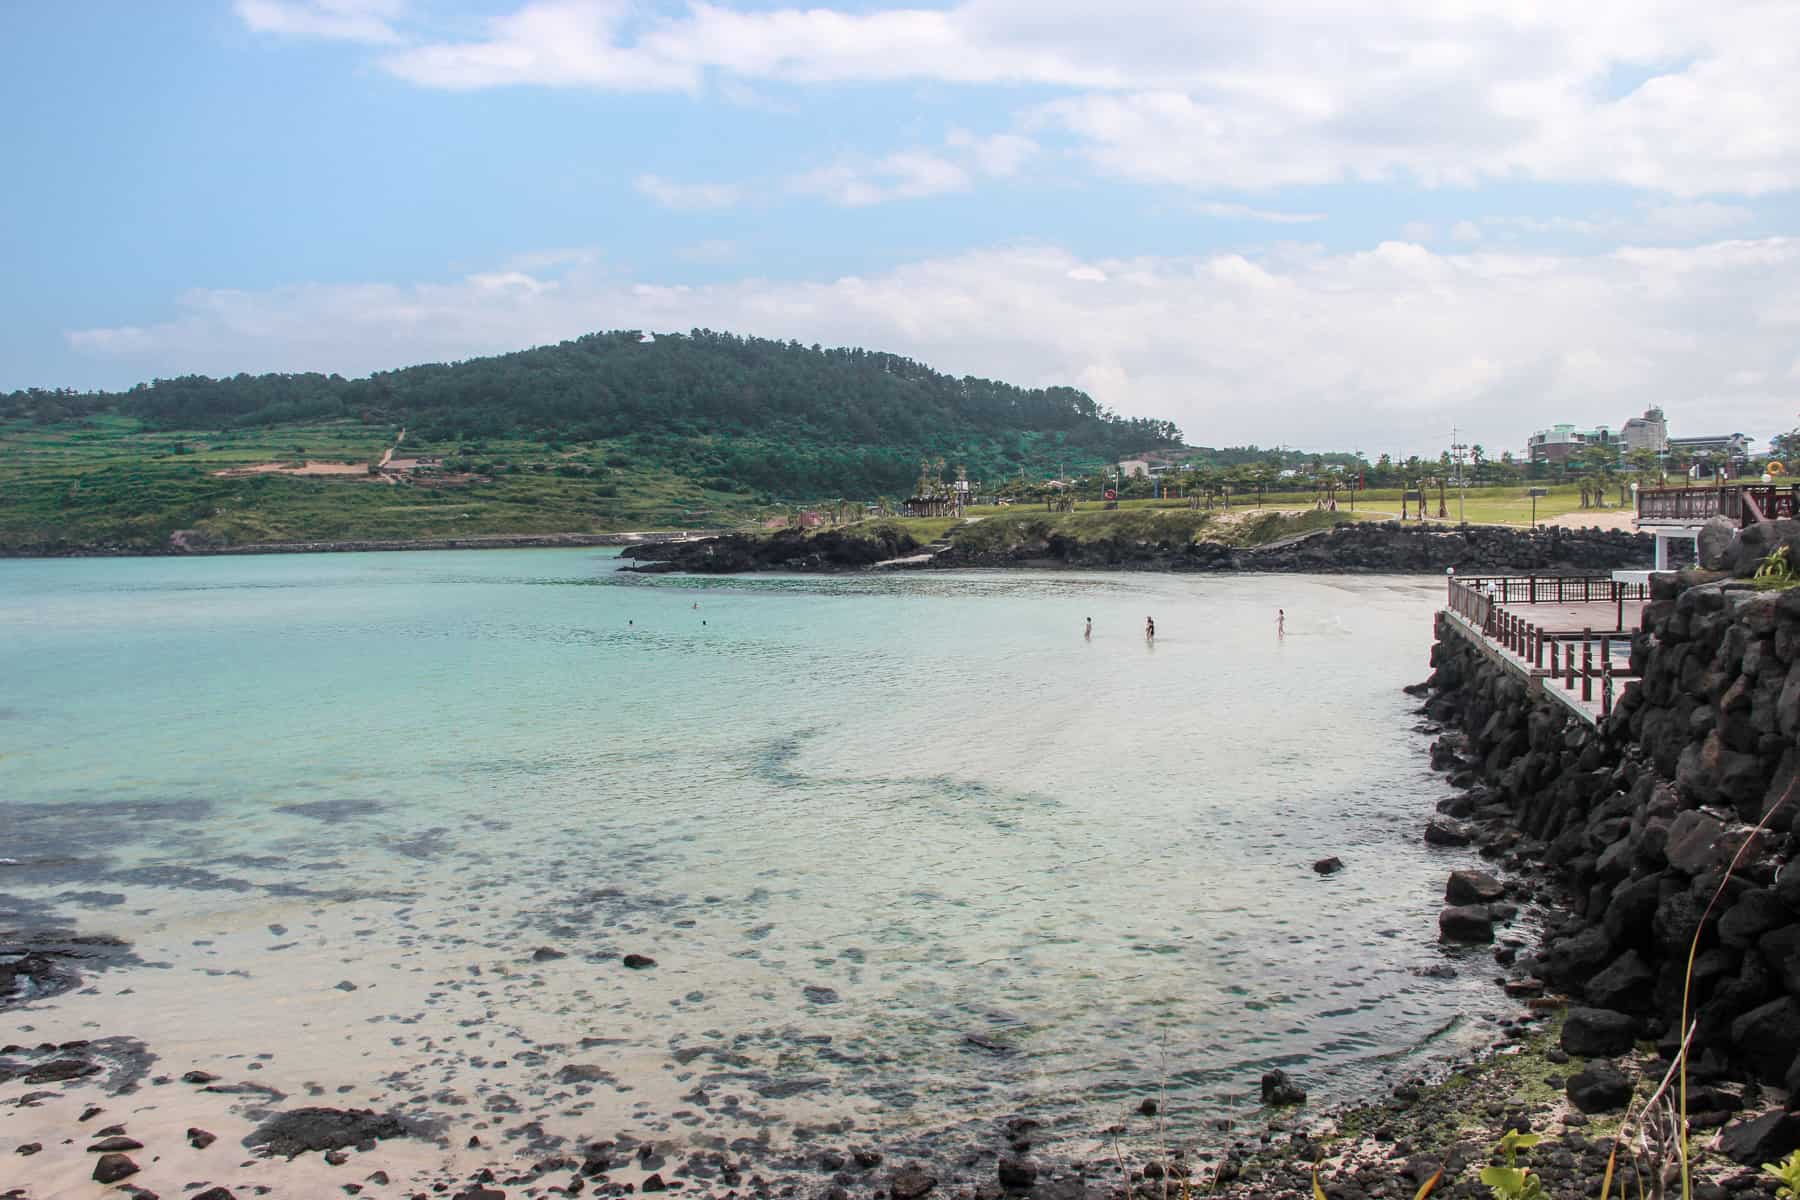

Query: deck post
left=1582, top=631, right=1593, bottom=702
left=1550, top=640, right=1559, bottom=677
left=1529, top=575, right=1537, bottom=604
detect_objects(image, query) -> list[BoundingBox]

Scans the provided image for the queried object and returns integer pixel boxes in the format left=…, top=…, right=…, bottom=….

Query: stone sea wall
left=626, top=521, right=1654, bottom=575
left=1421, top=569, right=1800, bottom=1111
left=956, top=520, right=1654, bottom=573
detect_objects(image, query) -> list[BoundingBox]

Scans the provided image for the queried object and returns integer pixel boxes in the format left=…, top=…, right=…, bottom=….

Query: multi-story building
left=1525, top=424, right=1617, bottom=465
left=1667, top=433, right=1750, bottom=463
left=1620, top=407, right=1668, bottom=455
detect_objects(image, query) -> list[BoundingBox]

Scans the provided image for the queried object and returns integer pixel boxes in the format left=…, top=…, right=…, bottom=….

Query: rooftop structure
left=1667, top=433, right=1750, bottom=461
left=1526, top=423, right=1616, bottom=465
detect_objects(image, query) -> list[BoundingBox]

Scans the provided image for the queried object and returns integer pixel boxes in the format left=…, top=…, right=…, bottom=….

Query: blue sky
left=3, top=1, right=1798, bottom=457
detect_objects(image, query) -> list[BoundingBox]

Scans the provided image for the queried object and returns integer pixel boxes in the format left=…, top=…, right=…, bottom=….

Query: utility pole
left=1450, top=425, right=1468, bottom=525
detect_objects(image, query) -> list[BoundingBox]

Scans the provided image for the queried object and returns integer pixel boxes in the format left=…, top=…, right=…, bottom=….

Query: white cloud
left=1643, top=201, right=1754, bottom=235
left=235, top=0, right=404, bottom=43
left=945, top=128, right=1038, bottom=177
left=634, top=173, right=741, bottom=211
left=1451, top=221, right=1483, bottom=243
left=790, top=151, right=971, bottom=206
left=384, top=1, right=696, bottom=91
left=64, top=236, right=1800, bottom=454
left=267, top=0, right=1800, bottom=196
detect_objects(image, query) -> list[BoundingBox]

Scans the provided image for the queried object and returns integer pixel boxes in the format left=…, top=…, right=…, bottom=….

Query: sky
left=3, top=1, right=1798, bottom=458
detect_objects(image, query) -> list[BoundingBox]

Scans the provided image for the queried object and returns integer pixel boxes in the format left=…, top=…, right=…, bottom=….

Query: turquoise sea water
left=1, top=551, right=1505, bottom=1168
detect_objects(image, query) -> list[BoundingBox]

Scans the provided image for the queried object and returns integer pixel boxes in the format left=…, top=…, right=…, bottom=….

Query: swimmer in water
left=1277, top=609, right=1285, bottom=640
left=1145, top=616, right=1155, bottom=640
left=1084, top=617, right=1092, bottom=639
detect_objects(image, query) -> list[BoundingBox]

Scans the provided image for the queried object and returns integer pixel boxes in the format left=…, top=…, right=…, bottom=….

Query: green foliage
left=3, top=330, right=1179, bottom=499
left=1764, top=1149, right=1800, bottom=1197
left=1754, top=546, right=1800, bottom=589
left=1480, top=1131, right=1545, bottom=1200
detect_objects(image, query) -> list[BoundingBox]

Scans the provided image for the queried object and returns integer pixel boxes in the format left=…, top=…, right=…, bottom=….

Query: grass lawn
left=964, top=482, right=1625, bottom=527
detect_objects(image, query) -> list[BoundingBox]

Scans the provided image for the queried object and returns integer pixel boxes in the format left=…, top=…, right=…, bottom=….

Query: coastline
left=0, top=530, right=719, bottom=559
left=18, top=560, right=1794, bottom=1200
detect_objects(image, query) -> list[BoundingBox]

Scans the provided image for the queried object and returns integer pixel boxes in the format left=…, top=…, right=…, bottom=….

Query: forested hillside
left=1, top=330, right=1182, bottom=552
left=5, top=330, right=1178, bottom=496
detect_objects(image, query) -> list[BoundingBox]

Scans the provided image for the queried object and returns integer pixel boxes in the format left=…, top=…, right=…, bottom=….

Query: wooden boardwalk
left=1509, top=599, right=1646, bottom=634
left=1442, top=577, right=1646, bottom=725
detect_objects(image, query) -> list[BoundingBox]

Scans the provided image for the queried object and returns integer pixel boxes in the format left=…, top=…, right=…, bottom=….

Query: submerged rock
left=242, top=1107, right=423, bottom=1158
left=93, top=1152, right=139, bottom=1183
left=1260, top=1069, right=1307, bottom=1106
left=998, top=1156, right=1037, bottom=1192
left=1438, top=904, right=1496, bottom=943
left=890, top=1165, right=937, bottom=1200
left=1424, top=818, right=1476, bottom=847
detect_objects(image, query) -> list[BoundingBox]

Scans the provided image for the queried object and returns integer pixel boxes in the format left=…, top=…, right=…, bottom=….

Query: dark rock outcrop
left=242, top=1107, right=424, bottom=1158
left=627, top=521, right=1653, bottom=576
left=624, top=527, right=922, bottom=574
left=1566, top=1062, right=1634, bottom=1113
left=1446, top=869, right=1505, bottom=904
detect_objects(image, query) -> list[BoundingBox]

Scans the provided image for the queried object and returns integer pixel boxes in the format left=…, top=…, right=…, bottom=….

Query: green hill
left=1, top=330, right=1181, bottom=553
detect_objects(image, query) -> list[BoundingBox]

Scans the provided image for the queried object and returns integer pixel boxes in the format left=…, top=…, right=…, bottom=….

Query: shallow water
left=0, top=550, right=1502, bottom=1177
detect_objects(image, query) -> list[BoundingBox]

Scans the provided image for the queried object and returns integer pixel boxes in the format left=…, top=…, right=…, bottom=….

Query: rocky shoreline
left=622, top=522, right=1655, bottom=576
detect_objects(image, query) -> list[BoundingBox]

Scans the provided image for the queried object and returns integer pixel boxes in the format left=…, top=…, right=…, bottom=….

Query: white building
left=1620, top=407, right=1668, bottom=455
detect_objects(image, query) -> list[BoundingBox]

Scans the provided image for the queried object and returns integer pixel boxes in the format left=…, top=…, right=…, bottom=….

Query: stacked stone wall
left=1423, top=575, right=1800, bottom=1092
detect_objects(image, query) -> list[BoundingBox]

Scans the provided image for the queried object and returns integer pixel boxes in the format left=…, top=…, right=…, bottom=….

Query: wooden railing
left=1447, top=576, right=1648, bottom=639
left=1450, top=575, right=1649, bottom=605
left=1445, top=576, right=1644, bottom=717
left=1638, top=484, right=1800, bottom=526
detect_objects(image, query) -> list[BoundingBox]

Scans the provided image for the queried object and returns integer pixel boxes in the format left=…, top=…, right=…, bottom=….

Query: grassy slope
left=0, top=417, right=763, bottom=550
left=1, top=414, right=1629, bottom=554
left=877, top=507, right=1355, bottom=556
